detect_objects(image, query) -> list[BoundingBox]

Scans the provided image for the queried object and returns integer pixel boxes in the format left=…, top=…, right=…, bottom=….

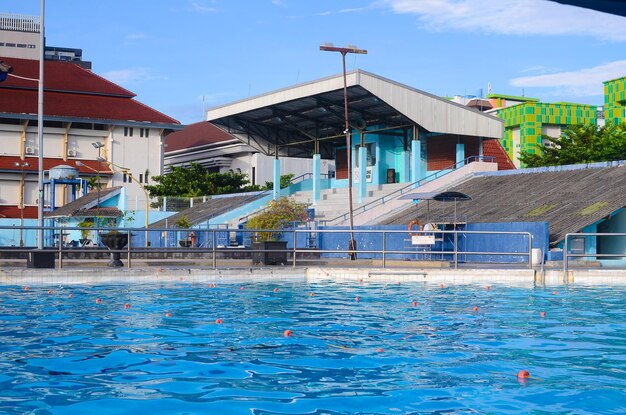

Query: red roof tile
left=483, top=139, right=516, bottom=170
left=0, top=89, right=179, bottom=124
left=165, top=121, right=237, bottom=152
left=0, top=57, right=179, bottom=125
left=0, top=156, right=113, bottom=174
left=1, top=57, right=134, bottom=97
left=0, top=205, right=38, bottom=219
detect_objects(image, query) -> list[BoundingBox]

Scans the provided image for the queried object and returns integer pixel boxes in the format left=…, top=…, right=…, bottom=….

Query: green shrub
left=246, top=197, right=309, bottom=241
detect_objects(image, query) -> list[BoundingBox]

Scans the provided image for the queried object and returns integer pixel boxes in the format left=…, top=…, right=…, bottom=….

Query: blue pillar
left=312, top=153, right=321, bottom=205
left=400, top=149, right=410, bottom=183
left=411, top=140, right=421, bottom=187
left=358, top=146, right=367, bottom=203
left=351, top=146, right=357, bottom=188
left=456, top=143, right=465, bottom=166
left=273, top=158, right=280, bottom=200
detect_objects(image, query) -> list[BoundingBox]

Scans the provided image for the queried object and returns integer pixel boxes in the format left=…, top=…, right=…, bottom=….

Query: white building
left=0, top=57, right=180, bottom=219
left=164, top=121, right=334, bottom=186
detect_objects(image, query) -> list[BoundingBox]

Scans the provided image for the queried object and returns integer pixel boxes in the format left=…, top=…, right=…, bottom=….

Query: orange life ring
left=408, top=219, right=423, bottom=236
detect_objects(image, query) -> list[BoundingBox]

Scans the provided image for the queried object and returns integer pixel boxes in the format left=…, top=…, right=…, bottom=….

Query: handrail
left=0, top=225, right=533, bottom=270
left=563, top=232, right=626, bottom=278
left=237, top=172, right=330, bottom=223
left=319, top=155, right=495, bottom=226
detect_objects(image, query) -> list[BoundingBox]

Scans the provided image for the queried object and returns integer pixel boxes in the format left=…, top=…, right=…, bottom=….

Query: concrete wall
left=598, top=208, right=626, bottom=259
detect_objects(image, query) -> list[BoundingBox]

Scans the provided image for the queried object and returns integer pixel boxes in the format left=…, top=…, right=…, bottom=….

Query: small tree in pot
left=246, top=197, right=309, bottom=265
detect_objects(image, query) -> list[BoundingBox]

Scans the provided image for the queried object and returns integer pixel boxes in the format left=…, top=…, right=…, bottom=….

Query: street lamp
left=319, top=43, right=367, bottom=260
left=15, top=161, right=30, bottom=247
left=97, top=157, right=150, bottom=247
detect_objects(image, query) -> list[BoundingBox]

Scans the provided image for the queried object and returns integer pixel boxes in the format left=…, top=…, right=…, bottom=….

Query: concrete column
left=358, top=146, right=367, bottom=203
left=456, top=143, right=465, bottom=166
left=400, top=150, right=410, bottom=183
left=312, top=153, right=321, bottom=205
left=273, top=158, right=280, bottom=200
left=351, top=146, right=357, bottom=188
left=411, top=139, right=421, bottom=187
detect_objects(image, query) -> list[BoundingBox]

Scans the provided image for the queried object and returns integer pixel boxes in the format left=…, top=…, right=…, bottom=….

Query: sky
left=3, top=0, right=626, bottom=125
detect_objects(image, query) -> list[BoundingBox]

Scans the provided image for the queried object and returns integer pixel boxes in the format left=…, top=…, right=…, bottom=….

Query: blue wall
left=464, top=222, right=549, bottom=263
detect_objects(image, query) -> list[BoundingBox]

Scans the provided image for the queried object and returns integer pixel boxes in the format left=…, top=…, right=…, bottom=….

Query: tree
left=145, top=162, right=251, bottom=197
left=519, top=123, right=626, bottom=168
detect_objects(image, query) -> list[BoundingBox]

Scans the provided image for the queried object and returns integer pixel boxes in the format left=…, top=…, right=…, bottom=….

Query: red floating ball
left=309, top=292, right=315, bottom=297
left=209, top=283, right=215, bottom=288
left=273, top=288, right=279, bottom=293
left=47, top=290, right=53, bottom=295
left=95, top=298, right=102, bottom=304
left=473, top=306, right=479, bottom=312
left=68, top=294, right=74, bottom=299
left=540, top=311, right=546, bottom=318
left=23, top=286, right=30, bottom=291
left=517, top=370, right=530, bottom=379
left=486, top=285, right=491, bottom=290
left=215, top=318, right=223, bottom=324
left=355, top=296, right=360, bottom=302
left=411, top=301, right=417, bottom=307
left=283, top=329, right=293, bottom=337
left=124, top=303, right=131, bottom=309
left=376, top=348, right=384, bottom=353
left=165, top=312, right=172, bottom=318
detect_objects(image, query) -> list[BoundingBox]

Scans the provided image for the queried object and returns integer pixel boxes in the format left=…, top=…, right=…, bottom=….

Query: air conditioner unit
left=67, top=149, right=77, bottom=157
left=25, top=146, right=34, bottom=155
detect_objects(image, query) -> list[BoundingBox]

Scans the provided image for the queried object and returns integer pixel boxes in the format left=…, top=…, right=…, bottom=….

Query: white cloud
left=271, top=0, right=286, bottom=6
left=189, top=1, right=217, bottom=13
left=384, top=0, right=626, bottom=41
left=510, top=60, right=626, bottom=96
left=316, top=7, right=367, bottom=16
left=102, top=68, right=155, bottom=85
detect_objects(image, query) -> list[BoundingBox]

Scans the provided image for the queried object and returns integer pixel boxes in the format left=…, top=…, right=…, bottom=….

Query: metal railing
left=563, top=232, right=626, bottom=276
left=319, top=155, right=495, bottom=226
left=0, top=225, right=532, bottom=270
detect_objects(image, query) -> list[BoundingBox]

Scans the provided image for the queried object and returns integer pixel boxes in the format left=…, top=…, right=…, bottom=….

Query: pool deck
left=1, top=262, right=625, bottom=286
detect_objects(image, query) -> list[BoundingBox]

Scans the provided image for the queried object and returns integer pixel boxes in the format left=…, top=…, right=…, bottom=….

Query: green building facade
left=604, top=76, right=626, bottom=125
left=493, top=98, right=597, bottom=167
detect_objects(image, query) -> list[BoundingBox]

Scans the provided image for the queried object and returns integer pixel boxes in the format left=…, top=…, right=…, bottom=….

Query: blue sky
left=3, top=0, right=626, bottom=125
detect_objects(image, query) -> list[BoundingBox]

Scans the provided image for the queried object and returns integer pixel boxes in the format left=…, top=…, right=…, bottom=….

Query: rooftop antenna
left=488, top=82, right=492, bottom=95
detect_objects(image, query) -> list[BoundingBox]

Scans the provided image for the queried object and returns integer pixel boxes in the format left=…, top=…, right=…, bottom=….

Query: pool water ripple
left=0, top=282, right=625, bottom=414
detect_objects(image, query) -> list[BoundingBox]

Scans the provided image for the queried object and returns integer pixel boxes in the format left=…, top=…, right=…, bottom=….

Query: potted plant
left=98, top=216, right=129, bottom=267
left=246, top=197, right=309, bottom=265
left=77, top=219, right=94, bottom=246
left=175, top=215, right=193, bottom=247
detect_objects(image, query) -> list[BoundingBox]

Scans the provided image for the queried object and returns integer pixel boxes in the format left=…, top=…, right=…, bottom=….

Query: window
left=144, top=172, right=149, bottom=183
left=139, top=128, right=150, bottom=137
left=124, top=127, right=134, bottom=137
left=123, top=172, right=127, bottom=183
left=139, top=174, right=143, bottom=183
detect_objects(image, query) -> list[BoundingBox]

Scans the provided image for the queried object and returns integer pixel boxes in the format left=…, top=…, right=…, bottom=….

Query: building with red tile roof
left=0, top=56, right=181, bottom=219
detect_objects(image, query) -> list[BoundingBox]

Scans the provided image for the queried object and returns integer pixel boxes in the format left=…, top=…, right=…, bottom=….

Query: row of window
left=0, top=42, right=36, bottom=48
left=122, top=172, right=149, bottom=184
left=123, top=127, right=150, bottom=137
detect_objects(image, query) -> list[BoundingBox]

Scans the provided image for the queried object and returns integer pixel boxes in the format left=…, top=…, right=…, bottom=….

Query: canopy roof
left=206, top=70, right=503, bottom=159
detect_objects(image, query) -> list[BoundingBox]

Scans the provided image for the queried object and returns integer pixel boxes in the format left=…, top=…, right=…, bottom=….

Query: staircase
left=291, top=183, right=407, bottom=224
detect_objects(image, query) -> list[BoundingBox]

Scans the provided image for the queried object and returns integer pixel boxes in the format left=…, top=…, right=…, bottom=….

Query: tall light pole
left=15, top=161, right=30, bottom=247
left=36, top=0, right=45, bottom=249
left=97, top=157, right=150, bottom=247
left=92, top=142, right=104, bottom=219
left=319, top=43, right=367, bottom=260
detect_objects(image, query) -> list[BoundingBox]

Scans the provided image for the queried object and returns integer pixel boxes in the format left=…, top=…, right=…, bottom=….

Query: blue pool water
left=1, top=281, right=625, bottom=414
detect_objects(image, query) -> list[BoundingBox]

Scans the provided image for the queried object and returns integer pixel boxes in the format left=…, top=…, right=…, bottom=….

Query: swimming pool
left=1, top=281, right=625, bottom=414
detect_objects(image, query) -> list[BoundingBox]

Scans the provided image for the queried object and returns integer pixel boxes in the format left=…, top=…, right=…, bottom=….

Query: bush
left=246, top=197, right=309, bottom=241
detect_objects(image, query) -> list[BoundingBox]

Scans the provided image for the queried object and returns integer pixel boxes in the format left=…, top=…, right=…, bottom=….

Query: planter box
left=27, top=250, right=55, bottom=268
left=252, top=240, right=288, bottom=265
